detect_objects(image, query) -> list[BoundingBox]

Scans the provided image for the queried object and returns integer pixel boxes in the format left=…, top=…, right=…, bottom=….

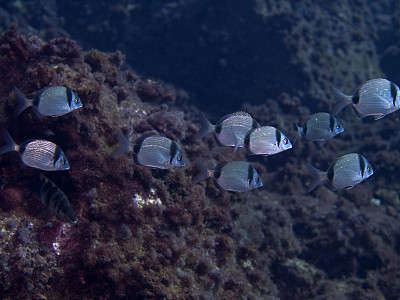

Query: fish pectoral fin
left=344, top=185, right=355, bottom=190
left=232, top=130, right=242, bottom=153
left=373, top=114, right=385, bottom=120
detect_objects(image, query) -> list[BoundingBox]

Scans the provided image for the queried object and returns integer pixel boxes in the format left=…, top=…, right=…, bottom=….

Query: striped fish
left=13, top=86, right=83, bottom=118
left=332, top=78, right=400, bottom=120
left=306, top=153, right=373, bottom=193
left=193, top=161, right=263, bottom=193
left=34, top=173, right=77, bottom=224
left=195, top=111, right=260, bottom=152
left=244, top=126, right=292, bottom=156
left=296, top=112, right=344, bottom=146
left=0, top=129, right=70, bottom=171
left=111, top=130, right=186, bottom=169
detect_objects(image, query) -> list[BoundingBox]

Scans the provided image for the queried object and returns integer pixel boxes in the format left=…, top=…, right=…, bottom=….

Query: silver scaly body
left=333, top=78, right=400, bottom=120
left=297, top=112, right=344, bottom=146
left=245, top=126, right=292, bottom=156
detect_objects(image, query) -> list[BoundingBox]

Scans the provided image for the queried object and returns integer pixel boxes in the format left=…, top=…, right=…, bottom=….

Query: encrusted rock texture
left=0, top=1, right=399, bottom=299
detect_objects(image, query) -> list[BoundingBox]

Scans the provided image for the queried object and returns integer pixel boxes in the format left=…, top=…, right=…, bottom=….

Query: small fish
left=306, top=153, right=373, bottom=193
left=111, top=130, right=186, bottom=169
left=193, top=161, right=263, bottom=192
left=296, top=112, right=344, bottom=146
left=332, top=78, right=400, bottom=120
left=0, top=129, right=70, bottom=171
left=34, top=173, right=77, bottom=224
left=13, top=86, right=83, bottom=118
left=244, top=126, right=292, bottom=155
left=195, top=111, right=260, bottom=152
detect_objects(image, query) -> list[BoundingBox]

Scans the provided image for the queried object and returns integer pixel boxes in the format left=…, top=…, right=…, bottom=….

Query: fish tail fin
left=13, top=87, right=31, bottom=118
left=332, top=86, right=352, bottom=116
left=192, top=161, right=212, bottom=184
left=111, top=130, right=132, bottom=158
left=0, top=129, right=18, bottom=155
left=305, top=163, right=325, bottom=193
left=195, top=112, right=214, bottom=140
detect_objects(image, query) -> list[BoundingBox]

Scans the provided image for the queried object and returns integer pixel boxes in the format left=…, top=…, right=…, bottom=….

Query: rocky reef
left=0, top=1, right=400, bottom=299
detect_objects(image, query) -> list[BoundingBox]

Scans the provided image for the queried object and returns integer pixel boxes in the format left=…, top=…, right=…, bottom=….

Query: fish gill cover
left=0, top=1, right=399, bottom=300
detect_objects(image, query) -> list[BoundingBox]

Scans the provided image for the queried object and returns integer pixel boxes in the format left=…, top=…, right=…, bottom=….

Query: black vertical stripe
left=275, top=128, right=281, bottom=147
left=53, top=146, right=62, bottom=166
left=169, top=141, right=178, bottom=164
left=33, top=90, right=44, bottom=106
left=247, top=164, right=254, bottom=184
left=244, top=132, right=251, bottom=147
left=133, top=137, right=146, bottom=154
left=358, top=154, right=366, bottom=177
left=214, top=168, right=222, bottom=179
left=303, top=123, right=308, bottom=136
left=19, top=140, right=30, bottom=155
left=329, top=114, right=334, bottom=132
left=327, top=167, right=335, bottom=182
left=66, top=88, right=73, bottom=107
left=352, top=91, right=360, bottom=104
left=215, top=123, right=222, bottom=134
left=390, top=81, right=397, bottom=107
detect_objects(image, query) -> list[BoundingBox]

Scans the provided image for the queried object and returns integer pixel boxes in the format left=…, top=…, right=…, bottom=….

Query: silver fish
left=111, top=130, right=186, bottom=169
left=13, top=86, right=83, bottom=118
left=35, top=173, right=77, bottom=224
left=296, top=112, right=344, bottom=146
left=244, top=126, right=292, bottom=155
left=0, top=129, right=70, bottom=171
left=193, top=161, right=263, bottom=193
left=332, top=78, right=400, bottom=120
left=196, top=111, right=260, bottom=152
left=306, top=153, right=373, bottom=193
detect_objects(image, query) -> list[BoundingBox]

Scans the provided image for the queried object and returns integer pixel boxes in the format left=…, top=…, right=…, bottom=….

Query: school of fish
left=1, top=78, right=398, bottom=222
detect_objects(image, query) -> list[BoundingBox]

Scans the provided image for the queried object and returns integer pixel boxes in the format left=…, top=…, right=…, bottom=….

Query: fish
left=13, top=86, right=83, bottom=118
left=193, top=161, right=263, bottom=192
left=332, top=78, right=400, bottom=120
left=244, top=126, right=292, bottom=155
left=34, top=173, right=77, bottom=225
left=111, top=130, right=186, bottom=169
left=195, top=111, right=260, bottom=152
left=306, top=153, right=373, bottom=193
left=0, top=129, right=70, bottom=171
left=296, top=112, right=344, bottom=146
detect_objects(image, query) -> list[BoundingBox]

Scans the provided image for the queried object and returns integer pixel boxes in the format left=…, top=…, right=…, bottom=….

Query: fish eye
left=367, top=165, right=372, bottom=172
left=177, top=154, right=182, bottom=161
left=255, top=176, right=260, bottom=183
left=61, top=158, right=65, bottom=165
left=336, top=124, right=341, bottom=129
left=283, top=138, right=289, bottom=145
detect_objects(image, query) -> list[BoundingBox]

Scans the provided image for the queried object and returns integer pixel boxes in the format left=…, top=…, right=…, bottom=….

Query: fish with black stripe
left=0, top=129, right=70, bottom=171
left=332, top=78, right=400, bottom=120
left=34, top=173, right=77, bottom=224
left=306, top=153, right=374, bottom=193
left=13, top=86, right=83, bottom=118
left=195, top=111, right=260, bottom=152
left=244, top=126, right=292, bottom=155
left=296, top=112, right=344, bottom=146
left=193, top=161, right=263, bottom=192
left=111, top=130, right=186, bottom=169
